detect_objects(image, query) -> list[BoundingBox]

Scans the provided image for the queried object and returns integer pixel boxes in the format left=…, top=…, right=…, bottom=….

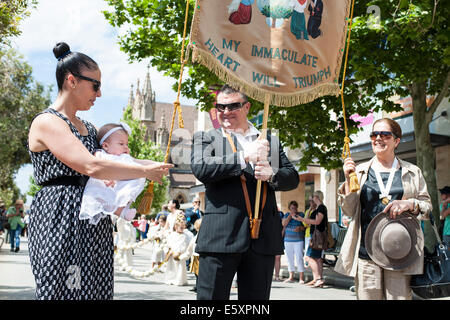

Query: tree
left=0, top=48, right=51, bottom=202
left=27, top=175, right=41, bottom=199
left=122, top=105, right=170, bottom=216
left=0, top=0, right=37, bottom=46
left=103, top=0, right=449, bottom=248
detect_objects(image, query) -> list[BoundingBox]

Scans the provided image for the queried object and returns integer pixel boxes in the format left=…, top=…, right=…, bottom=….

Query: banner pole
left=254, top=94, right=270, bottom=220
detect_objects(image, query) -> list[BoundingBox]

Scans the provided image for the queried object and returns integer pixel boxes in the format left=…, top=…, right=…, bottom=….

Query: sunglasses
left=72, top=73, right=101, bottom=92
left=215, top=102, right=246, bottom=112
left=370, top=131, right=396, bottom=140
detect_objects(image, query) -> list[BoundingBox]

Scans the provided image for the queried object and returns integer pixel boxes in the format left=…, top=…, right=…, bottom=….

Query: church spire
left=143, top=63, right=151, bottom=95
left=128, top=84, right=134, bottom=108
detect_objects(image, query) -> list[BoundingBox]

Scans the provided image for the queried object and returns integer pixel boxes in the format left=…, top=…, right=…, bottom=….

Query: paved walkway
left=0, top=235, right=355, bottom=300
left=2, top=235, right=445, bottom=300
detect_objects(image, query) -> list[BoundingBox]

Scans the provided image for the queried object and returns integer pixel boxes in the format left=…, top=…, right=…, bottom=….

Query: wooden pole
left=254, top=94, right=270, bottom=220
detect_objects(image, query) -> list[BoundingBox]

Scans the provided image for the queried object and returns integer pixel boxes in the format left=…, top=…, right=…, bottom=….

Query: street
left=0, top=236, right=356, bottom=300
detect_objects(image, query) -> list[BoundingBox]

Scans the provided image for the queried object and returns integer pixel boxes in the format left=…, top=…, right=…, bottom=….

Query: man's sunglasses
left=72, top=73, right=101, bottom=92
left=370, top=131, right=397, bottom=140
left=215, top=102, right=246, bottom=112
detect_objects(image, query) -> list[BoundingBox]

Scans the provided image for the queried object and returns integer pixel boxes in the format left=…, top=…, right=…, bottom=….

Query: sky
left=12, top=0, right=198, bottom=206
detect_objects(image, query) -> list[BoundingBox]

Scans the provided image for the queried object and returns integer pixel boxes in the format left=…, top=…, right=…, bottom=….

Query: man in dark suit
left=191, top=85, right=299, bottom=300
left=307, top=0, right=323, bottom=39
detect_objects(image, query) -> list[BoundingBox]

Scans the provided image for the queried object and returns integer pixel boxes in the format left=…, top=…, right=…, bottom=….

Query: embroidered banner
left=190, top=0, right=351, bottom=106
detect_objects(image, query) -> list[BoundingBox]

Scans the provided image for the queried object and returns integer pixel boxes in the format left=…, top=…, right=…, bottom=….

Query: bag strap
left=429, top=214, right=443, bottom=245
left=224, top=132, right=267, bottom=221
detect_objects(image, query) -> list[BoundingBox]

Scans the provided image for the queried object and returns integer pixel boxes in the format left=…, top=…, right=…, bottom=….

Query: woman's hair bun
left=53, top=42, right=71, bottom=60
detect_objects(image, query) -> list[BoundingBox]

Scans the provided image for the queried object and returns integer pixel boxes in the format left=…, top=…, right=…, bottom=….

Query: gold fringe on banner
left=191, top=46, right=340, bottom=107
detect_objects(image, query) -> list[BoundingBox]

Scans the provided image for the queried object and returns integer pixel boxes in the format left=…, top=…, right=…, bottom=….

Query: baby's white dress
left=79, top=150, right=146, bottom=225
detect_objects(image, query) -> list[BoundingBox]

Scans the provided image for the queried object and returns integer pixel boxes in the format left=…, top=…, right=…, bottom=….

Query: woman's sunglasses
left=215, top=102, right=246, bottom=112
left=72, top=73, right=101, bottom=92
left=369, top=131, right=397, bottom=140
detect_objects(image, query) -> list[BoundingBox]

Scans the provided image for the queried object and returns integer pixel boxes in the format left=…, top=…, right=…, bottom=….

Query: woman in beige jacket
left=335, top=118, right=432, bottom=300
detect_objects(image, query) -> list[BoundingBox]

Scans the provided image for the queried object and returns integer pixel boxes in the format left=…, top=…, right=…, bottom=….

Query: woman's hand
left=383, top=199, right=415, bottom=219
left=143, top=162, right=174, bottom=184
left=343, top=157, right=356, bottom=180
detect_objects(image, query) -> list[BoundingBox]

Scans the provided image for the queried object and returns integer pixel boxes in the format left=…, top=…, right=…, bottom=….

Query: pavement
left=279, top=253, right=355, bottom=290
left=0, top=233, right=354, bottom=300
left=1, top=234, right=445, bottom=301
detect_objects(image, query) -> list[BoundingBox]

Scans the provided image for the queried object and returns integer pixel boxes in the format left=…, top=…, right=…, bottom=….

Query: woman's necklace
left=373, top=157, right=398, bottom=205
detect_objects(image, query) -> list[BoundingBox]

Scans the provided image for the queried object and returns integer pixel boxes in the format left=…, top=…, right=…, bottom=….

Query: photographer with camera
left=6, top=199, right=25, bottom=252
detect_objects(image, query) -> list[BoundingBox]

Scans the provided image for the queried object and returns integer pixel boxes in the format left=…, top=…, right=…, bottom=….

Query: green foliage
left=0, top=185, right=21, bottom=208
left=0, top=48, right=51, bottom=199
left=121, top=105, right=169, bottom=215
left=103, top=0, right=448, bottom=173
left=0, top=0, right=37, bottom=46
left=27, top=175, right=41, bottom=198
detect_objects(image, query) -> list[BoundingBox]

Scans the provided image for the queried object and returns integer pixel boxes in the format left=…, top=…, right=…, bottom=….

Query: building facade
left=127, top=68, right=199, bottom=205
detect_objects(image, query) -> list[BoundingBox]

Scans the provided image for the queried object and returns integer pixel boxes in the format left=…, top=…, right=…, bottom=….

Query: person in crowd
left=78, top=122, right=152, bottom=225
left=166, top=199, right=181, bottom=231
left=27, top=42, right=172, bottom=300
left=273, top=205, right=285, bottom=282
left=191, top=84, right=299, bottom=300
left=184, top=197, right=203, bottom=235
left=138, top=214, right=148, bottom=240
left=298, top=190, right=328, bottom=288
left=439, top=186, right=450, bottom=245
left=336, top=118, right=432, bottom=300
left=156, top=204, right=169, bottom=220
left=165, top=214, right=191, bottom=286
left=181, top=218, right=203, bottom=292
left=282, top=200, right=306, bottom=283
left=22, top=210, right=30, bottom=237
left=303, top=196, right=316, bottom=268
left=0, top=201, right=7, bottom=236
left=116, top=217, right=136, bottom=266
left=149, top=215, right=169, bottom=268
left=6, top=199, right=25, bottom=252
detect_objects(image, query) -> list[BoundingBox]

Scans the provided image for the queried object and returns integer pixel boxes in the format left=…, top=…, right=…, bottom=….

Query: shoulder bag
left=410, top=216, right=450, bottom=299
left=310, top=220, right=328, bottom=251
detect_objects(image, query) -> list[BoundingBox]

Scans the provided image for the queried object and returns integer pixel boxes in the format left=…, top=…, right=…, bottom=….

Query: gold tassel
left=342, top=137, right=359, bottom=193
left=348, top=172, right=360, bottom=193
left=137, top=181, right=154, bottom=215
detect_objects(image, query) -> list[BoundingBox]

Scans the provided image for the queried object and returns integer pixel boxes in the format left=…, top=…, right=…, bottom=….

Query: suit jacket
left=191, top=128, right=299, bottom=255
left=308, top=0, right=323, bottom=19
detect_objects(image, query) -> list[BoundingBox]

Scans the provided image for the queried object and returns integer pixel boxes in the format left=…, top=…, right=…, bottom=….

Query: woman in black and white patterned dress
left=27, top=42, right=173, bottom=300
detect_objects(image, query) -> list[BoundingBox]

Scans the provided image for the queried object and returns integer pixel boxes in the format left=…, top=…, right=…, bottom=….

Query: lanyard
left=373, top=157, right=398, bottom=205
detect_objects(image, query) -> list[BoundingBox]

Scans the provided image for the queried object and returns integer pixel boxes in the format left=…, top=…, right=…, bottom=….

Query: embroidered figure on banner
left=229, top=0, right=254, bottom=25
left=290, top=0, right=309, bottom=40
left=307, top=0, right=323, bottom=39
left=257, top=0, right=293, bottom=28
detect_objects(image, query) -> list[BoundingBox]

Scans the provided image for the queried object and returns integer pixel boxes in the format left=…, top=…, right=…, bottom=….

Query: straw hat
left=14, top=199, right=24, bottom=205
left=365, top=211, right=423, bottom=271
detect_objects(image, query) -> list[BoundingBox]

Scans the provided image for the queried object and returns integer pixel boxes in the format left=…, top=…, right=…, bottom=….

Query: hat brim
left=365, top=211, right=423, bottom=271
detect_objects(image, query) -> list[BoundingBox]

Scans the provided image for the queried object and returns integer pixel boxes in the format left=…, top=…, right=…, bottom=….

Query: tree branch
left=428, top=69, right=450, bottom=116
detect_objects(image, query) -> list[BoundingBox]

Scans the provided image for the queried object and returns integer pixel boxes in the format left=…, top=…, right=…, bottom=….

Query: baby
left=79, top=122, right=151, bottom=225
